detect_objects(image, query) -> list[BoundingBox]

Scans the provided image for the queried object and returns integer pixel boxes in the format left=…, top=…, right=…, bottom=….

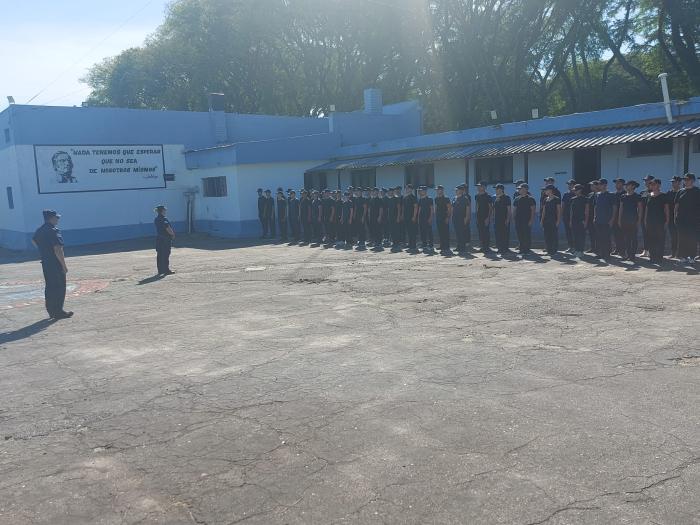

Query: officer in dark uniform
left=674, top=173, right=700, bottom=265
left=474, top=181, right=493, bottom=252
left=417, top=186, right=434, bottom=254
left=395, top=186, right=406, bottom=246
left=540, top=185, right=561, bottom=255
left=593, top=178, right=618, bottom=261
left=513, top=183, right=536, bottom=255
left=611, top=178, right=626, bottom=255
left=434, top=185, right=452, bottom=255
left=262, top=189, right=275, bottom=238
left=257, top=188, right=266, bottom=238
left=333, top=189, right=343, bottom=245
left=645, top=178, right=669, bottom=266
left=321, top=189, right=335, bottom=243
left=32, top=210, right=73, bottom=319
left=299, top=189, right=312, bottom=244
left=586, top=180, right=599, bottom=253
left=639, top=174, right=654, bottom=257
left=287, top=189, right=300, bottom=242
left=153, top=205, right=176, bottom=275
left=539, top=177, right=561, bottom=217
left=339, top=191, right=354, bottom=247
left=452, top=184, right=470, bottom=254
left=353, top=187, right=368, bottom=248
left=569, top=184, right=589, bottom=258
left=617, top=180, right=642, bottom=262
left=310, top=190, right=322, bottom=244
left=276, top=188, right=288, bottom=242
left=493, top=183, right=512, bottom=254
left=403, top=184, right=418, bottom=252
left=666, top=175, right=682, bottom=258
left=368, top=187, right=384, bottom=247
left=561, top=179, right=576, bottom=253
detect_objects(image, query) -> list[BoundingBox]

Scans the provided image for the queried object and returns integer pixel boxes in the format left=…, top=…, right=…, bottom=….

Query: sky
left=1, top=0, right=172, bottom=110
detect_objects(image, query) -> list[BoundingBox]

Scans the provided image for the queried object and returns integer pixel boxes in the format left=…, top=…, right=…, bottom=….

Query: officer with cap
left=353, top=187, right=368, bottom=248
left=380, top=188, right=390, bottom=245
left=539, top=177, right=561, bottom=218
left=417, top=186, right=434, bottom=253
left=493, top=183, right=511, bottom=254
left=152, top=205, right=176, bottom=276
left=666, top=175, right=682, bottom=258
left=262, top=189, right=275, bottom=238
left=640, top=174, right=655, bottom=257
left=674, top=172, right=700, bottom=265
left=276, top=188, right=288, bottom=242
left=474, top=181, right=493, bottom=252
left=333, top=189, right=343, bottom=245
left=368, top=187, right=384, bottom=247
left=586, top=180, right=599, bottom=253
left=569, top=184, right=589, bottom=257
left=513, top=183, right=536, bottom=255
left=434, top=185, right=452, bottom=255
left=299, top=189, right=312, bottom=244
left=540, top=184, right=562, bottom=255
left=561, top=179, right=576, bottom=253
left=310, top=190, right=322, bottom=244
left=32, top=210, right=74, bottom=319
left=611, top=178, right=626, bottom=255
left=402, top=184, right=418, bottom=252
left=617, top=180, right=642, bottom=262
left=452, top=184, right=471, bottom=254
left=288, top=189, right=300, bottom=242
left=645, top=178, right=669, bottom=266
left=257, top=188, right=266, bottom=238
left=592, top=178, right=618, bottom=260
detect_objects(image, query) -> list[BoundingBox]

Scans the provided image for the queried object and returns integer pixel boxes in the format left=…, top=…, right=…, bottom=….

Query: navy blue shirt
left=475, top=193, right=493, bottom=220
left=594, top=191, right=617, bottom=225
left=418, top=196, right=433, bottom=222
left=300, top=198, right=311, bottom=222
left=562, top=191, right=575, bottom=219
left=341, top=200, right=353, bottom=223
left=452, top=194, right=470, bottom=221
left=493, top=194, right=511, bottom=223
left=33, top=222, right=64, bottom=264
left=646, top=193, right=667, bottom=226
left=402, top=194, right=417, bottom=221
left=513, top=195, right=536, bottom=223
left=155, top=215, right=171, bottom=237
left=570, top=195, right=588, bottom=224
left=542, top=196, right=561, bottom=224
left=288, top=198, right=300, bottom=222
left=619, top=193, right=641, bottom=224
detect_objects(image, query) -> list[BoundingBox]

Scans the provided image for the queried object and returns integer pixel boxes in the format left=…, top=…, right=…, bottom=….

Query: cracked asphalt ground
left=1, top=236, right=699, bottom=525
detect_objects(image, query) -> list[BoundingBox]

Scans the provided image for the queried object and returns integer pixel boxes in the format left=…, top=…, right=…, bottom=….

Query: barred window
left=351, top=169, right=376, bottom=188
left=405, top=164, right=435, bottom=188
left=628, top=139, right=673, bottom=157
left=475, top=157, right=513, bottom=184
left=202, top=176, right=228, bottom=197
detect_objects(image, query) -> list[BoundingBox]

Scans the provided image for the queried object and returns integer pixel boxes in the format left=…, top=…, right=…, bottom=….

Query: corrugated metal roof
left=307, top=119, right=700, bottom=172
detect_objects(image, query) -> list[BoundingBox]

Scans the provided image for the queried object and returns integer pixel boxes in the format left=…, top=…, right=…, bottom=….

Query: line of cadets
left=256, top=171, right=700, bottom=265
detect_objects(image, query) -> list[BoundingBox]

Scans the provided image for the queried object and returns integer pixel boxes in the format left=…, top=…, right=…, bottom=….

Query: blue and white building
left=2, top=88, right=700, bottom=250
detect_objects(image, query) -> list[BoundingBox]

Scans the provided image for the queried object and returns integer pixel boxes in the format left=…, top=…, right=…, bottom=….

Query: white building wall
left=528, top=150, right=573, bottom=190
left=434, top=159, right=466, bottom=192
left=0, top=146, right=28, bottom=247
left=690, top=137, right=700, bottom=175
left=376, top=166, right=405, bottom=190
left=601, top=144, right=674, bottom=181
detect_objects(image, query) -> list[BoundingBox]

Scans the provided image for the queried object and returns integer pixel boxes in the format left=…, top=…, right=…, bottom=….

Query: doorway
left=573, top=148, right=600, bottom=185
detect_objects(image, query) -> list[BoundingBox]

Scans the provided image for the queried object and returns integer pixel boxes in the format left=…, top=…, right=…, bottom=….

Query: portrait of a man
left=51, top=151, right=77, bottom=183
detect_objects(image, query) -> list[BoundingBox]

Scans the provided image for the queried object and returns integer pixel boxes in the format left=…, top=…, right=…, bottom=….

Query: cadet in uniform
left=417, top=186, right=434, bottom=254
left=321, top=189, right=335, bottom=244
left=586, top=181, right=599, bottom=253
left=403, top=184, right=419, bottom=252
left=32, top=210, right=73, bottom=319
left=310, top=190, right=322, bottom=243
left=339, top=191, right=354, bottom=247
left=452, top=184, right=470, bottom=254
left=333, top=190, right=343, bottom=245
left=639, top=174, right=654, bottom=257
left=153, top=205, right=176, bottom=275
left=299, top=189, right=312, bottom=244
left=380, top=188, right=391, bottom=246
left=645, top=178, right=669, bottom=266
left=288, top=190, right=300, bottom=242
left=540, top=184, right=561, bottom=255
left=539, top=177, right=561, bottom=219
left=513, top=183, right=536, bottom=255
left=387, top=187, right=402, bottom=250
left=561, top=179, right=576, bottom=253
left=592, top=178, right=617, bottom=261
left=262, top=189, right=275, bottom=238
left=493, top=183, right=511, bottom=254
left=569, top=184, right=589, bottom=258
left=513, top=180, right=525, bottom=201
left=257, top=188, right=266, bottom=238
left=276, top=188, right=288, bottom=242
left=353, top=187, right=368, bottom=248
left=474, top=182, right=493, bottom=252
left=611, top=178, right=626, bottom=255
left=666, top=176, right=682, bottom=258
left=617, top=180, right=642, bottom=262
left=368, top=188, right=384, bottom=247
left=434, top=185, right=452, bottom=255
left=674, top=173, right=700, bottom=265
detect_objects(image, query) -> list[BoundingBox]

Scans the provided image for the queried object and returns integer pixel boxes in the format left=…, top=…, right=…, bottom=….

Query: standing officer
left=513, top=183, right=536, bottom=256
left=380, top=188, right=391, bottom=246
left=338, top=191, right=354, bottom=247
left=611, top=178, right=626, bottom=255
left=666, top=175, right=682, bottom=258
left=153, top=205, right=176, bottom=276
left=262, top=189, right=275, bottom=239
left=452, top=184, right=470, bottom=254
left=333, top=189, right=343, bottom=245
left=276, top=188, right=288, bottom=242
left=639, top=174, right=654, bottom=257
left=310, top=190, right=322, bottom=244
left=403, top=184, right=419, bottom=252
left=539, top=177, right=561, bottom=218
left=417, top=186, right=434, bottom=254
left=257, top=188, right=266, bottom=238
left=674, top=173, right=700, bottom=265
left=353, top=187, right=368, bottom=249
left=320, top=189, right=334, bottom=244
left=617, top=180, right=643, bottom=262
left=434, top=185, right=452, bottom=255
left=569, top=184, right=589, bottom=258
left=561, top=179, right=576, bottom=253
left=586, top=180, right=599, bottom=253
left=288, top=189, right=300, bottom=243
left=593, top=178, right=618, bottom=261
left=368, top=188, right=384, bottom=247
left=493, top=183, right=512, bottom=254
left=474, top=182, right=493, bottom=252
left=32, top=210, right=73, bottom=319
left=299, top=189, right=312, bottom=244
left=387, top=187, right=402, bottom=251
left=645, top=178, right=669, bottom=266
left=540, top=185, right=561, bottom=255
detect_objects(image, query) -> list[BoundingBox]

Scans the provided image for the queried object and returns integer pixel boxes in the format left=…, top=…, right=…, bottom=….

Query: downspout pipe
left=658, top=73, right=673, bottom=124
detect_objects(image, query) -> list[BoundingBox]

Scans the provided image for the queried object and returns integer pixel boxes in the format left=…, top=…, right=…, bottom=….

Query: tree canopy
left=82, top=0, right=700, bottom=132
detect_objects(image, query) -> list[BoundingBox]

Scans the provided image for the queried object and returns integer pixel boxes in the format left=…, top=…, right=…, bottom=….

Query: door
left=573, top=148, right=600, bottom=184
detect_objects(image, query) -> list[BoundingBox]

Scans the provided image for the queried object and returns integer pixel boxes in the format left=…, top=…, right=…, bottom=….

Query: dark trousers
left=156, top=237, right=172, bottom=274
left=322, top=220, right=333, bottom=241
left=563, top=216, right=574, bottom=250
left=647, top=223, right=666, bottom=263
left=278, top=220, right=287, bottom=241
left=355, top=220, right=366, bottom=243
left=289, top=219, right=300, bottom=241
left=405, top=220, right=417, bottom=249
left=337, top=223, right=350, bottom=244
left=677, top=226, right=698, bottom=259
left=311, top=220, right=321, bottom=243
left=453, top=220, right=467, bottom=252
left=419, top=220, right=433, bottom=248
left=370, top=220, right=382, bottom=244
left=495, top=220, right=509, bottom=252
left=437, top=220, right=449, bottom=251
left=543, top=221, right=558, bottom=253
left=301, top=220, right=312, bottom=243
left=612, top=223, right=624, bottom=254
left=668, top=223, right=678, bottom=256
left=572, top=221, right=586, bottom=253
left=587, top=222, right=596, bottom=252
left=42, top=261, right=66, bottom=317
left=515, top=221, right=531, bottom=253
left=262, top=216, right=274, bottom=237
left=477, top=219, right=490, bottom=250
left=595, top=223, right=611, bottom=259
left=620, top=222, right=638, bottom=260
left=641, top=222, right=648, bottom=251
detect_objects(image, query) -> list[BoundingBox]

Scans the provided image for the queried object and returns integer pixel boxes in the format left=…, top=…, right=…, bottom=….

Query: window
left=351, top=169, right=376, bottom=188
left=475, top=156, right=513, bottom=184
left=3, top=129, right=9, bottom=144
left=304, top=172, right=327, bottom=191
left=202, top=176, right=227, bottom=197
left=6, top=187, right=14, bottom=209
left=693, top=137, right=700, bottom=153
left=628, top=139, right=673, bottom=157
left=405, top=164, right=435, bottom=188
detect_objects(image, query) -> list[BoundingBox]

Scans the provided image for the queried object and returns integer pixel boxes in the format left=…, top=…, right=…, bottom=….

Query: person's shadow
left=0, top=319, right=57, bottom=345
left=137, top=274, right=165, bottom=285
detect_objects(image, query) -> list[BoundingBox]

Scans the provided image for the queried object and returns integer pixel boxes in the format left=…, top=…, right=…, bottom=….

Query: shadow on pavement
left=0, top=319, right=57, bottom=345
left=137, top=275, right=166, bottom=286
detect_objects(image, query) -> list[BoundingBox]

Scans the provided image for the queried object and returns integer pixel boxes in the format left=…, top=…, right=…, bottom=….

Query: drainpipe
left=658, top=73, right=673, bottom=124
